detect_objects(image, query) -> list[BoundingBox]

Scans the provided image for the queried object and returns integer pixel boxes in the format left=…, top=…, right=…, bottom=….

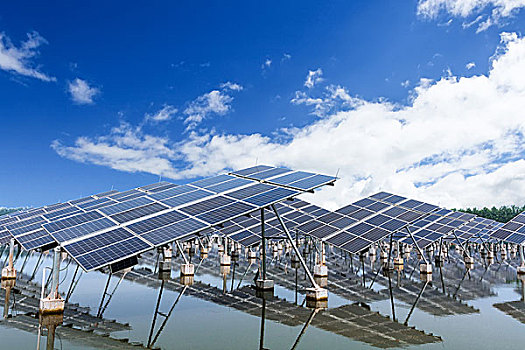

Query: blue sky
left=1, top=0, right=525, bottom=208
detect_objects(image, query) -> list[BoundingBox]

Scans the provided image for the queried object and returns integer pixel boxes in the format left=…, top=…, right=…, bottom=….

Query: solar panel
left=148, top=185, right=196, bottom=200
left=139, top=181, right=174, bottom=191
left=195, top=201, right=256, bottom=225
left=16, top=229, right=56, bottom=250
left=126, top=210, right=190, bottom=235
left=98, top=196, right=154, bottom=216
left=51, top=217, right=116, bottom=243
left=232, top=165, right=274, bottom=176
left=243, top=188, right=299, bottom=207
left=141, top=218, right=207, bottom=246
left=179, top=196, right=235, bottom=216
left=489, top=212, right=525, bottom=245
left=73, top=236, right=152, bottom=271
left=43, top=211, right=104, bottom=234
left=159, top=189, right=214, bottom=208
left=110, top=202, right=169, bottom=224
left=190, top=174, right=233, bottom=188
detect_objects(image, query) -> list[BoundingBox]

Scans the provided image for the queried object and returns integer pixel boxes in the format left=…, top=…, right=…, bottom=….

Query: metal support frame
left=65, top=265, right=82, bottom=303
left=450, top=229, right=470, bottom=258
left=404, top=280, right=429, bottom=325
left=290, top=308, right=319, bottom=350
left=404, top=227, right=428, bottom=265
left=175, top=240, right=189, bottom=264
left=261, top=208, right=267, bottom=280
left=271, top=204, right=320, bottom=290
left=96, top=270, right=128, bottom=318
left=30, top=252, right=44, bottom=281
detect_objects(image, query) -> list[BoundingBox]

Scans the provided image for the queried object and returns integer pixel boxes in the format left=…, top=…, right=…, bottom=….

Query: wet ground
left=1, top=244, right=525, bottom=349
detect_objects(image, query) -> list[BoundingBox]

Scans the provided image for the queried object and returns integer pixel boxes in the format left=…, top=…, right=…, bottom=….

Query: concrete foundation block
left=220, top=254, right=231, bottom=266
left=1, top=267, right=16, bottom=280
left=517, top=266, right=525, bottom=275
left=314, top=276, right=328, bottom=287
left=306, top=287, right=328, bottom=301
left=158, top=260, right=171, bottom=272
left=248, top=251, right=257, bottom=260
left=313, top=264, right=328, bottom=278
left=394, top=257, right=403, bottom=267
left=181, top=263, right=194, bottom=276
left=39, top=296, right=65, bottom=315
left=420, top=273, right=433, bottom=282
left=420, top=263, right=432, bottom=275
left=180, top=275, right=194, bottom=286
left=255, top=279, right=274, bottom=290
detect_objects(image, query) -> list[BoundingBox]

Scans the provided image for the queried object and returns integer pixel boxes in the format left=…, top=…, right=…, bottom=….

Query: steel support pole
left=175, top=240, right=189, bottom=264
left=271, top=204, right=320, bottom=289
left=261, top=208, right=266, bottom=280
left=405, top=227, right=428, bottom=265
left=50, top=247, right=60, bottom=298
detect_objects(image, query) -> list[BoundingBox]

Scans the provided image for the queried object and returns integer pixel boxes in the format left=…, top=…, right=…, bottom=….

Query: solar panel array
left=489, top=212, right=525, bottom=245
left=1, top=165, right=335, bottom=272
left=445, top=216, right=503, bottom=244
left=218, top=191, right=484, bottom=255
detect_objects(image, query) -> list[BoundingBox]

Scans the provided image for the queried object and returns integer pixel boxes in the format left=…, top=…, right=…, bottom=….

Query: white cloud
left=68, top=78, right=99, bottom=104
left=466, top=62, right=476, bottom=69
left=145, top=105, right=177, bottom=122
left=304, top=68, right=324, bottom=88
left=401, top=80, right=411, bottom=87
left=282, top=53, right=292, bottom=62
left=0, top=31, right=55, bottom=82
left=54, top=32, right=525, bottom=209
left=220, top=81, right=243, bottom=91
left=417, top=0, right=525, bottom=32
left=261, top=58, right=272, bottom=70
left=183, top=83, right=243, bottom=130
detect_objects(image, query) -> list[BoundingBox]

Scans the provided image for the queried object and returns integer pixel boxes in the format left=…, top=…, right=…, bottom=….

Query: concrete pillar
left=181, top=263, right=194, bottom=276
left=1, top=238, right=16, bottom=280
left=39, top=247, right=65, bottom=315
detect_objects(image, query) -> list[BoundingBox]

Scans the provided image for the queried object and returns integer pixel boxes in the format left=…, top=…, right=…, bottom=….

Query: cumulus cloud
left=68, top=78, right=99, bottom=104
left=304, top=68, right=324, bottom=88
left=466, top=62, right=476, bottom=69
left=144, top=105, right=177, bottom=122
left=417, top=0, right=525, bottom=32
left=53, top=32, right=525, bottom=209
left=0, top=31, right=55, bottom=81
left=183, top=83, right=242, bottom=129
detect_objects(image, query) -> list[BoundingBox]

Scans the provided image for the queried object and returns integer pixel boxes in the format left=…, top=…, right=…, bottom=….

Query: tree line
left=456, top=205, right=525, bottom=223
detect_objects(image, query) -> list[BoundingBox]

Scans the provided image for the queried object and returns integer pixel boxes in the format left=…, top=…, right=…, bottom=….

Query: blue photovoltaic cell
left=399, top=199, right=424, bottom=209
left=69, top=196, right=95, bottom=205
left=205, top=177, right=252, bottom=193
left=44, top=211, right=104, bottom=233
left=347, top=222, right=374, bottom=235
left=369, top=192, right=392, bottom=200
left=43, top=206, right=82, bottom=220
left=196, top=201, right=256, bottom=225
left=126, top=210, right=189, bottom=235
left=147, top=183, right=178, bottom=193
left=226, top=183, right=275, bottom=200
left=353, top=198, right=375, bottom=208
left=15, top=209, right=46, bottom=220
left=243, top=188, right=299, bottom=207
left=190, top=174, right=234, bottom=188
left=148, top=185, right=196, bottom=201
left=74, top=236, right=151, bottom=271
left=52, top=217, right=116, bottom=243
left=335, top=204, right=360, bottom=216
left=326, top=232, right=356, bottom=246
left=382, top=195, right=406, bottom=204
left=108, top=189, right=142, bottom=200
left=94, top=190, right=119, bottom=198
left=249, top=167, right=292, bottom=180
left=16, top=229, right=49, bottom=243
left=110, top=202, right=168, bottom=224
left=21, top=235, right=56, bottom=250
left=6, top=216, right=46, bottom=230
left=179, top=196, right=235, bottom=216
left=139, top=181, right=173, bottom=191
left=233, top=165, right=274, bottom=176
left=287, top=174, right=335, bottom=191
left=269, top=171, right=313, bottom=186
left=0, top=230, right=11, bottom=244
left=98, top=196, right=154, bottom=216
left=64, top=227, right=134, bottom=256
left=10, top=222, right=47, bottom=237
left=160, top=189, right=214, bottom=208
left=342, top=238, right=371, bottom=254
left=141, top=218, right=207, bottom=245
left=45, top=203, right=72, bottom=212
left=77, top=197, right=113, bottom=210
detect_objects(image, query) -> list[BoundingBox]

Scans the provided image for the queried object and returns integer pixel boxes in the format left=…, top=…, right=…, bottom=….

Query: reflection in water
left=3, top=237, right=525, bottom=349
